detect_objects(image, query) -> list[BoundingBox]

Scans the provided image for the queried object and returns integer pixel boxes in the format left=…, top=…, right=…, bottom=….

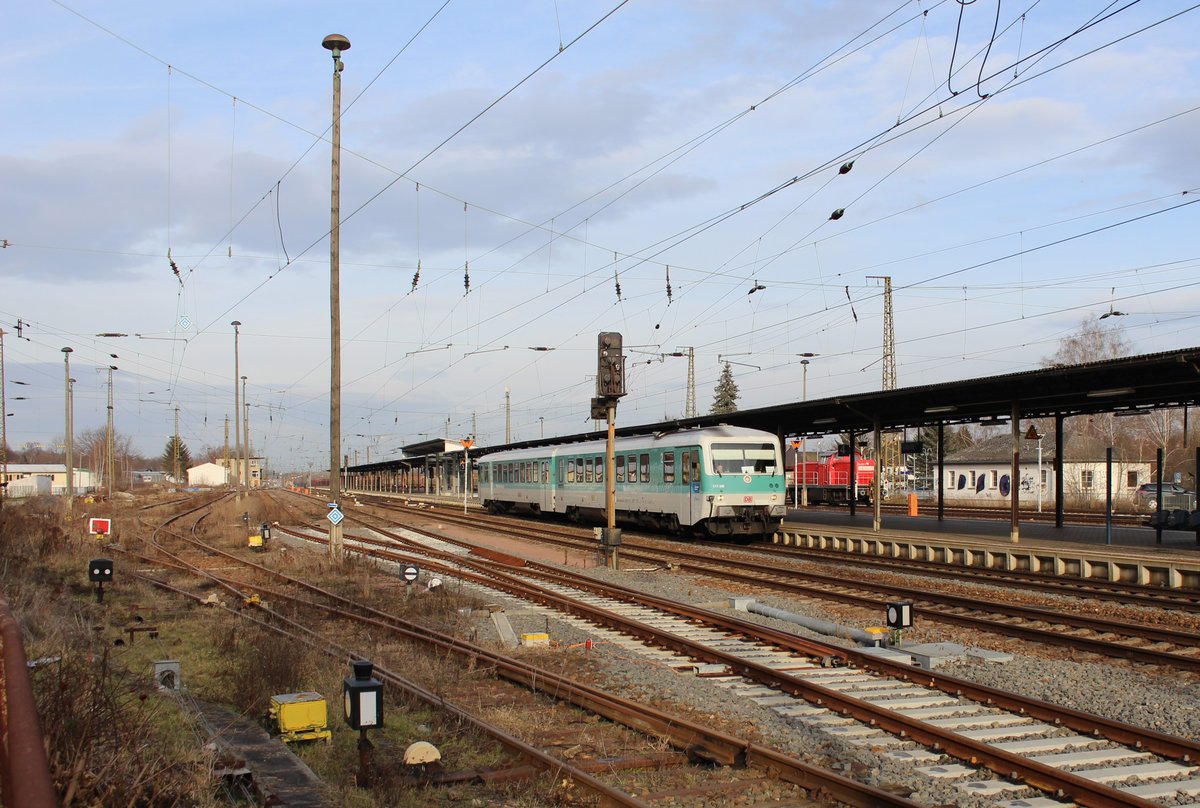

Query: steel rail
left=369, top=502, right=1200, bottom=670
left=286, top=521, right=1167, bottom=808
left=334, top=516, right=1200, bottom=761
left=128, top=531, right=923, bottom=808
left=0, top=598, right=58, bottom=808
left=128, top=573, right=653, bottom=808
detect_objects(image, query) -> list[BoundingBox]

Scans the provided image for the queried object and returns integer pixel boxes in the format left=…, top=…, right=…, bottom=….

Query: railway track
left=270, top=493, right=1200, bottom=807
left=119, top=492, right=919, bottom=807
left=729, top=540, right=1200, bottom=613
left=346, top=494, right=1200, bottom=672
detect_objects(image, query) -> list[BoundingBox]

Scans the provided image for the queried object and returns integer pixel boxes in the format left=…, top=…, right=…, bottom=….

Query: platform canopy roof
left=350, top=347, right=1200, bottom=470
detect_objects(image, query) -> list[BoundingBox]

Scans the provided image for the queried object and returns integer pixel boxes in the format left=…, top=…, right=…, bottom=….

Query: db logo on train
left=743, top=495, right=753, bottom=503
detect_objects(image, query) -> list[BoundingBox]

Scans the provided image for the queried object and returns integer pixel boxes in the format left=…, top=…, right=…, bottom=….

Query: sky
left=2, top=0, right=1199, bottom=474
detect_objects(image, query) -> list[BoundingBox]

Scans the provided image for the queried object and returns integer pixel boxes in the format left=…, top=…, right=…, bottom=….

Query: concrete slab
left=856, top=645, right=916, bottom=664
left=965, top=647, right=1015, bottom=663
left=898, top=641, right=968, bottom=669
left=957, top=780, right=1024, bottom=796
left=917, top=763, right=977, bottom=778
left=1030, top=748, right=1152, bottom=768
left=994, top=798, right=1075, bottom=807
left=1073, top=761, right=1197, bottom=784
left=994, top=735, right=1098, bottom=754
left=1119, top=776, right=1200, bottom=799
left=490, top=611, right=519, bottom=648
left=885, top=749, right=944, bottom=764
left=955, top=722, right=1053, bottom=740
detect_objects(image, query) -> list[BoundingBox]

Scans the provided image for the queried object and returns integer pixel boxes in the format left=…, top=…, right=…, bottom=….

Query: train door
left=682, top=449, right=700, bottom=527
left=539, top=459, right=552, bottom=512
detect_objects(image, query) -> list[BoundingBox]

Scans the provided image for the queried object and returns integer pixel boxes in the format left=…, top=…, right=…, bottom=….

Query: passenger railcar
left=479, top=425, right=787, bottom=537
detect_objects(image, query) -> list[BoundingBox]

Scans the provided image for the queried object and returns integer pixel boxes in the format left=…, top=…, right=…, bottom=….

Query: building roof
left=945, top=432, right=1148, bottom=464
left=2, top=464, right=66, bottom=473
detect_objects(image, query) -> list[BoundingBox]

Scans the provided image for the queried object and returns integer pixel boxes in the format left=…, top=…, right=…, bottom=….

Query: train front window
left=710, top=443, right=778, bottom=475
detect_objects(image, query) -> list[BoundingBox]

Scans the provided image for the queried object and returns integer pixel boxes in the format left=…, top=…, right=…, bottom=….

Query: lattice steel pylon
left=685, top=347, right=697, bottom=419
left=869, top=275, right=900, bottom=493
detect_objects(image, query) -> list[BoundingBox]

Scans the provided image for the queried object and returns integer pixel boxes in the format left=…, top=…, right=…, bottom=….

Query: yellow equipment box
left=248, top=533, right=263, bottom=549
left=268, top=692, right=332, bottom=743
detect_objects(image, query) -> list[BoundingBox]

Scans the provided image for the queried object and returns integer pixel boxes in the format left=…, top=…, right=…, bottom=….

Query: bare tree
left=1041, top=317, right=1132, bottom=367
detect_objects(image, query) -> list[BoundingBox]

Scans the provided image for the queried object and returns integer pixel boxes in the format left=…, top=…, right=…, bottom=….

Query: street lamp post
left=242, top=376, right=250, bottom=490
left=231, top=321, right=242, bottom=492
left=799, top=356, right=814, bottom=507
left=105, top=365, right=117, bottom=498
left=323, top=33, right=350, bottom=561
left=62, top=347, right=73, bottom=508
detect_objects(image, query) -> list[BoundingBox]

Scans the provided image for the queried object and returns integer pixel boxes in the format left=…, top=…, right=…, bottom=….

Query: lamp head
left=322, top=34, right=351, bottom=56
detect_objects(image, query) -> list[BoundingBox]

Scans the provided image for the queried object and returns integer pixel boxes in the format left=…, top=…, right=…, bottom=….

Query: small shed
left=187, top=462, right=229, bottom=487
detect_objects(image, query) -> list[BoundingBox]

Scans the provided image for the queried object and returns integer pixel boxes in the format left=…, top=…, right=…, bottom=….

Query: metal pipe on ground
left=733, top=599, right=880, bottom=646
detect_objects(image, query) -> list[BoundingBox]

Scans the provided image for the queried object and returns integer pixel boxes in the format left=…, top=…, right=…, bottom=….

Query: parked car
left=1135, top=482, right=1196, bottom=512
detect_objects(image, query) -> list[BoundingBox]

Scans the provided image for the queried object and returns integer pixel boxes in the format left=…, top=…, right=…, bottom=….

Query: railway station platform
left=778, top=509, right=1200, bottom=590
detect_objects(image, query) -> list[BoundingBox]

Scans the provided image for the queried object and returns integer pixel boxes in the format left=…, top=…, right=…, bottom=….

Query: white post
left=1037, top=437, right=1043, bottom=513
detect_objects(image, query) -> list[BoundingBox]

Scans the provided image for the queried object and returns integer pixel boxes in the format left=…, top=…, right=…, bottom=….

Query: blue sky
left=3, top=0, right=1199, bottom=472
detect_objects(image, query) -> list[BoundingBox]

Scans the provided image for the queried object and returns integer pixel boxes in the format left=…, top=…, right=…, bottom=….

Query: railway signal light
left=597, top=332, right=626, bottom=398
left=886, top=601, right=912, bottom=630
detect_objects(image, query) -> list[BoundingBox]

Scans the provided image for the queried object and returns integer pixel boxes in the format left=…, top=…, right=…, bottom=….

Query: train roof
left=480, top=424, right=778, bottom=462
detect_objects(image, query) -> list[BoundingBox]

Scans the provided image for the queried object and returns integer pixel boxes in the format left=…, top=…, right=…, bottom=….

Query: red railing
left=0, top=597, right=57, bottom=808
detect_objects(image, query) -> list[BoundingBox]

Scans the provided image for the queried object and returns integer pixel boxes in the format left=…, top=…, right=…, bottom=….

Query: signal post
left=595, top=332, right=626, bottom=569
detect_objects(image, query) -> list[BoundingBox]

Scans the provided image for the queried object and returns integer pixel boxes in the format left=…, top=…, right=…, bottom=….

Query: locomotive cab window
left=710, top=443, right=778, bottom=475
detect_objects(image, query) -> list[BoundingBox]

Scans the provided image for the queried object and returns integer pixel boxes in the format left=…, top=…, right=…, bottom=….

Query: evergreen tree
left=710, top=362, right=739, bottom=415
left=161, top=436, right=192, bottom=481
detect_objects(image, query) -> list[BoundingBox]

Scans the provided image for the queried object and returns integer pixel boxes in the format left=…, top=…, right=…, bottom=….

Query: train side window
left=585, top=458, right=594, bottom=483
left=576, top=458, right=584, bottom=484
left=627, top=455, right=638, bottom=483
left=639, top=453, right=650, bottom=483
left=681, top=452, right=690, bottom=484
left=663, top=452, right=675, bottom=484
left=542, top=461, right=549, bottom=484
left=595, top=457, right=603, bottom=484
left=567, top=458, right=575, bottom=484
left=616, top=455, right=625, bottom=482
